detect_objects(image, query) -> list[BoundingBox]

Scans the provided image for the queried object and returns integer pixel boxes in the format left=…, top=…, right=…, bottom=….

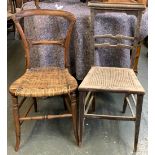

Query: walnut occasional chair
left=9, top=9, right=78, bottom=151
left=78, top=1, right=146, bottom=152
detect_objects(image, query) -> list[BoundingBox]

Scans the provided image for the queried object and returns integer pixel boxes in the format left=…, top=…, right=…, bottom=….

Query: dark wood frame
left=78, top=1, right=145, bottom=152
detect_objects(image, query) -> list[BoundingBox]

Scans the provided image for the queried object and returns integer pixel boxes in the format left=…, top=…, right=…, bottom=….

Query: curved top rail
left=14, top=9, right=76, bottom=23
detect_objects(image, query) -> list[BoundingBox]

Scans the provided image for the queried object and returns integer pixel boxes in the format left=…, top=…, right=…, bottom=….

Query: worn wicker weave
left=9, top=67, right=78, bottom=97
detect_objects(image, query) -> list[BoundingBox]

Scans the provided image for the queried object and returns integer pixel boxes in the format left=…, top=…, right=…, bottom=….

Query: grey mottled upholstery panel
left=94, top=12, right=132, bottom=67
left=23, top=1, right=147, bottom=80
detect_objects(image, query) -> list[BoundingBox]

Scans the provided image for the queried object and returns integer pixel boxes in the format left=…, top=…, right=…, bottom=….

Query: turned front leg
left=70, top=92, right=78, bottom=145
left=11, top=95, right=21, bottom=151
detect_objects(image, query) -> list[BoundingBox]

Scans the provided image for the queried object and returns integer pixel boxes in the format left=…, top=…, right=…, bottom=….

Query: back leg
left=33, top=97, right=37, bottom=112
left=122, top=94, right=129, bottom=113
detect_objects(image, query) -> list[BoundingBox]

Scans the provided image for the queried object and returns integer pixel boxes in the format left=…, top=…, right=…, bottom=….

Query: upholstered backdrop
left=22, top=1, right=147, bottom=80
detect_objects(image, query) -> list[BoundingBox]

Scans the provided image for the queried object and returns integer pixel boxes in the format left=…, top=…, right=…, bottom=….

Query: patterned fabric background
left=22, top=1, right=148, bottom=80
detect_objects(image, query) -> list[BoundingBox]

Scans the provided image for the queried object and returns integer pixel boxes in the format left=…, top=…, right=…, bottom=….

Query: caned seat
left=9, top=67, right=78, bottom=97
left=79, top=66, right=145, bottom=94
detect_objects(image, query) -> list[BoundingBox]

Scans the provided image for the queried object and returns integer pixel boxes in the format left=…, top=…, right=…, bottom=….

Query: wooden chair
left=7, top=0, right=39, bottom=37
left=78, top=1, right=145, bottom=152
left=9, top=9, right=78, bottom=151
left=15, top=0, right=40, bottom=8
left=7, top=0, right=20, bottom=38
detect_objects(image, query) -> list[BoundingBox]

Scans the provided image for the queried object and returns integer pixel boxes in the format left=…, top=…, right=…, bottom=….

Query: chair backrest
left=88, top=1, right=145, bottom=69
left=11, top=9, right=76, bottom=69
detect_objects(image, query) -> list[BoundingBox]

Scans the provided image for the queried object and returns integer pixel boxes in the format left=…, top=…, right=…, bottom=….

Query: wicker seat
left=79, top=66, right=145, bottom=94
left=9, top=9, right=78, bottom=151
left=78, top=1, right=146, bottom=152
left=10, top=67, right=77, bottom=97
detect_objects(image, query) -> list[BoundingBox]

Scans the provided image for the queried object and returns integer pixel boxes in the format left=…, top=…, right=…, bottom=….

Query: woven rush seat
left=9, top=67, right=78, bottom=97
left=79, top=66, right=145, bottom=94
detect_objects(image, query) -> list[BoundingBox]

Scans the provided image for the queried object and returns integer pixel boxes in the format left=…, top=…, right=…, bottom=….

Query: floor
left=7, top=35, right=148, bottom=155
